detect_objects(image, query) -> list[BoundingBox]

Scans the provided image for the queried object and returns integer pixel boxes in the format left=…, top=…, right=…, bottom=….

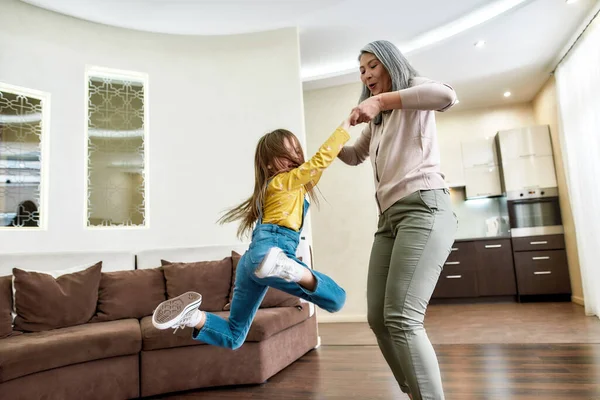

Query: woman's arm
left=350, top=79, right=458, bottom=125
left=337, top=124, right=372, bottom=166
left=270, top=125, right=351, bottom=191
left=379, top=81, right=457, bottom=112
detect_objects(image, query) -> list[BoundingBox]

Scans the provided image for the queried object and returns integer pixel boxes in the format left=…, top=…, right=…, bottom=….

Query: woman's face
left=359, top=52, right=392, bottom=96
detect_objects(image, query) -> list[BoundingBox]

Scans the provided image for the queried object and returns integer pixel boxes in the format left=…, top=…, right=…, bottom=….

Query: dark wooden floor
left=159, top=343, right=600, bottom=399
left=318, top=302, right=600, bottom=345
left=157, top=304, right=600, bottom=399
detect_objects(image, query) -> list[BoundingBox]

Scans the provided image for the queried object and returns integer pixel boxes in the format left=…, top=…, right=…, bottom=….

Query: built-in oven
left=507, top=187, right=563, bottom=237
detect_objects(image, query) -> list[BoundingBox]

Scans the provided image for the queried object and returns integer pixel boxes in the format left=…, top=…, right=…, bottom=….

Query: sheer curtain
left=556, top=14, right=600, bottom=319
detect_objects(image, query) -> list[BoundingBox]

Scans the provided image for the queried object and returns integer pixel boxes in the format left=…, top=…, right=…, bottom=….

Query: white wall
left=304, top=82, right=377, bottom=322
left=0, top=0, right=307, bottom=253
left=304, top=82, right=538, bottom=322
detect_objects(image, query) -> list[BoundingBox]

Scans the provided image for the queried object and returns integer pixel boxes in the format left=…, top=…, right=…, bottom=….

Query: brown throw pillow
left=13, top=262, right=102, bottom=332
left=161, top=257, right=232, bottom=312
left=92, top=268, right=166, bottom=322
left=0, top=276, right=14, bottom=339
left=223, top=250, right=301, bottom=310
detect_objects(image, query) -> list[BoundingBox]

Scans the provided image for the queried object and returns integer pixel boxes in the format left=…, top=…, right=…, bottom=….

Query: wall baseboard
left=572, top=296, right=585, bottom=306
left=317, top=314, right=367, bottom=323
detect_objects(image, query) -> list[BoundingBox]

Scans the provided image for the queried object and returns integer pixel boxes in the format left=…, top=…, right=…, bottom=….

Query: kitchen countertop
left=454, top=235, right=511, bottom=242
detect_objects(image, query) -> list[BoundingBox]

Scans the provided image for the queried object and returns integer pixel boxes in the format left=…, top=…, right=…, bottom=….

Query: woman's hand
left=350, top=95, right=383, bottom=125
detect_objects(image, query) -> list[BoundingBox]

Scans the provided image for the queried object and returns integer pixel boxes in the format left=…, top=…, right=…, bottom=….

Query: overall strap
left=299, top=197, right=310, bottom=231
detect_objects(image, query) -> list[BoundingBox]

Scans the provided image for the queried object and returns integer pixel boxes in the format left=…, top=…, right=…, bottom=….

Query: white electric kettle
left=485, top=217, right=501, bottom=237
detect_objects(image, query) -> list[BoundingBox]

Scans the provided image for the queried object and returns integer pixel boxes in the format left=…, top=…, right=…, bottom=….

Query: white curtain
left=556, top=14, right=600, bottom=319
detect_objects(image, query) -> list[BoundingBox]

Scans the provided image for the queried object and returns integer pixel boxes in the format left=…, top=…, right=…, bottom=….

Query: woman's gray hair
left=358, top=40, right=418, bottom=106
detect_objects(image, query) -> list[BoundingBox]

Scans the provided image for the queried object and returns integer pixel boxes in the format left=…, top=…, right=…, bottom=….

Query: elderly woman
left=339, top=40, right=458, bottom=400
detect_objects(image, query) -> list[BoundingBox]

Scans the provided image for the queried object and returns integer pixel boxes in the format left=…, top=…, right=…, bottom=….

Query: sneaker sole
left=254, top=247, right=283, bottom=279
left=152, top=291, right=202, bottom=330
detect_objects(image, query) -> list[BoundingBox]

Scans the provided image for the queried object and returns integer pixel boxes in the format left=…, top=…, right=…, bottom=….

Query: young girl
left=151, top=117, right=352, bottom=349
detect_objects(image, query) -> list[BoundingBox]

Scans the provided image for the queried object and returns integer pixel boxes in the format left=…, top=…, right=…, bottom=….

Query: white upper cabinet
left=439, top=139, right=465, bottom=188
left=500, top=155, right=558, bottom=192
left=497, top=125, right=553, bottom=161
left=464, top=165, right=503, bottom=199
left=461, top=138, right=498, bottom=168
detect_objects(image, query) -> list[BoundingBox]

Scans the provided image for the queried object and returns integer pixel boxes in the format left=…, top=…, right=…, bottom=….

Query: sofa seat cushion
left=141, top=304, right=309, bottom=351
left=0, top=319, right=141, bottom=383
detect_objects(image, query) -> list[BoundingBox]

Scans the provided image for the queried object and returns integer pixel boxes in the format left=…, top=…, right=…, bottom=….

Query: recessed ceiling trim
left=301, top=0, right=532, bottom=82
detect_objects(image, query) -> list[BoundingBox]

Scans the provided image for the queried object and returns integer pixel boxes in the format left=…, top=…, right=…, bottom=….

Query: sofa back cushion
left=161, top=257, right=232, bottom=312
left=0, top=275, right=13, bottom=338
left=12, top=262, right=102, bottom=332
left=223, top=251, right=301, bottom=311
left=92, top=268, right=166, bottom=322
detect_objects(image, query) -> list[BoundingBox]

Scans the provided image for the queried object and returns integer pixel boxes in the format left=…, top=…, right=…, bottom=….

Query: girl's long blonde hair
left=218, top=129, right=319, bottom=239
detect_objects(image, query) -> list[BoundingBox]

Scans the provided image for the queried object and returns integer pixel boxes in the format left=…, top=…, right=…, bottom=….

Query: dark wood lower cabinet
left=432, top=234, right=571, bottom=301
left=433, top=242, right=478, bottom=299
left=432, top=238, right=515, bottom=300
left=436, top=267, right=479, bottom=298
left=474, top=239, right=517, bottom=296
left=513, top=249, right=571, bottom=296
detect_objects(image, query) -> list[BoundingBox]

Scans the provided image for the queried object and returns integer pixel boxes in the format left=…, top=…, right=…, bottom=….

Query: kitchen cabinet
left=432, top=238, right=515, bottom=299
left=439, top=140, right=465, bottom=188
left=511, top=234, right=565, bottom=252
left=463, top=165, right=502, bottom=199
left=432, top=234, right=570, bottom=301
left=473, top=239, right=516, bottom=296
left=513, top=250, right=571, bottom=295
left=461, top=139, right=498, bottom=169
left=433, top=242, right=478, bottom=298
left=461, top=138, right=502, bottom=199
left=511, top=234, right=571, bottom=298
left=496, top=125, right=553, bottom=160
left=500, top=155, right=557, bottom=192
left=496, top=125, right=558, bottom=194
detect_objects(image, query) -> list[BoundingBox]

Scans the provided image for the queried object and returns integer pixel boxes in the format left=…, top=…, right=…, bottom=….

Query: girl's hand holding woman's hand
left=341, top=113, right=353, bottom=131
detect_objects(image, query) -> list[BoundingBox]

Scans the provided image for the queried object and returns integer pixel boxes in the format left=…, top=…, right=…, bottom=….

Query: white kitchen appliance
left=485, top=217, right=501, bottom=237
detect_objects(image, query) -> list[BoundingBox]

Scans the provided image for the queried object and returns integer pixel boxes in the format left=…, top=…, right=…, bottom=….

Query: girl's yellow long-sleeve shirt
left=261, top=127, right=350, bottom=231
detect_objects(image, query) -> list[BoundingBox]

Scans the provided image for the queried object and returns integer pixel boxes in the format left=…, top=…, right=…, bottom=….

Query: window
left=0, top=83, right=49, bottom=229
left=85, top=67, right=148, bottom=227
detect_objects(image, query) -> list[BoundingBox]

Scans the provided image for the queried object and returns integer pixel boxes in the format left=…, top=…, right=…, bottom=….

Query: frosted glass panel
left=0, top=85, right=47, bottom=229
left=86, top=68, right=147, bottom=227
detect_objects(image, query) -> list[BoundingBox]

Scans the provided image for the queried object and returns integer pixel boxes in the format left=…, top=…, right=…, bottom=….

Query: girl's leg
left=152, top=253, right=268, bottom=350
left=192, top=267, right=268, bottom=349
left=383, top=190, right=456, bottom=400
left=254, top=249, right=346, bottom=313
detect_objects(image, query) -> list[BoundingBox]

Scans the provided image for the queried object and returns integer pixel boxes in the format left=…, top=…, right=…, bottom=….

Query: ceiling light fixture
left=566, top=0, right=578, bottom=4
left=504, top=91, right=512, bottom=97
left=474, top=40, right=486, bottom=48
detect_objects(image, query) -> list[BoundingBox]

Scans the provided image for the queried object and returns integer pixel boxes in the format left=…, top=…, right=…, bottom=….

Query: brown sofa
left=0, top=248, right=318, bottom=400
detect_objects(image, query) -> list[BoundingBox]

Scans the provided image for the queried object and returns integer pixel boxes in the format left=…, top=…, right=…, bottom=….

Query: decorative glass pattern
left=0, top=85, right=46, bottom=228
left=86, top=68, right=147, bottom=227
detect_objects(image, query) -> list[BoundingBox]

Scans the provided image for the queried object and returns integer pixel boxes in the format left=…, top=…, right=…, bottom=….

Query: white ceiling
left=20, top=0, right=598, bottom=109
